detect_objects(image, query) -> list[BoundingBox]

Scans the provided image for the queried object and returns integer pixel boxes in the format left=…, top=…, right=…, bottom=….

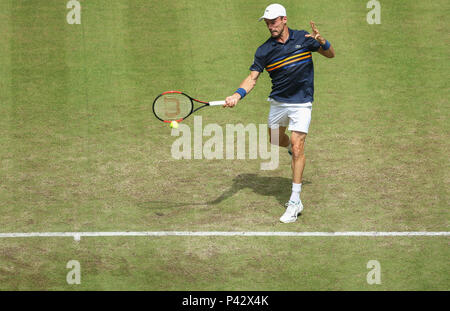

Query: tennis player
left=224, top=4, right=335, bottom=223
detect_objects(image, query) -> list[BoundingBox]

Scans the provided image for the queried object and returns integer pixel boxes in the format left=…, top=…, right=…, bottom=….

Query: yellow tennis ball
left=170, top=121, right=179, bottom=129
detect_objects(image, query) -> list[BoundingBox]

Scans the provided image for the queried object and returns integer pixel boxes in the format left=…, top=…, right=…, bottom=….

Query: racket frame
left=152, top=90, right=223, bottom=123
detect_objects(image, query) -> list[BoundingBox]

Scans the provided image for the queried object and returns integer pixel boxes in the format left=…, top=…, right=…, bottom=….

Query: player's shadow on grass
left=208, top=173, right=311, bottom=207
left=140, top=174, right=310, bottom=209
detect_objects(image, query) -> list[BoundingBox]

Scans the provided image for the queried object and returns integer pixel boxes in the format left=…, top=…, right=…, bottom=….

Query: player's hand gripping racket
left=152, top=91, right=225, bottom=123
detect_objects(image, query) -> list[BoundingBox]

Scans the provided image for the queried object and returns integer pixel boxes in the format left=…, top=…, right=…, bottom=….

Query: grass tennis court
left=0, top=0, right=448, bottom=290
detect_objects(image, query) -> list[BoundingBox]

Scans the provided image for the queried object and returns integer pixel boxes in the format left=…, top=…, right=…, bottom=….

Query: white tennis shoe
left=280, top=200, right=303, bottom=223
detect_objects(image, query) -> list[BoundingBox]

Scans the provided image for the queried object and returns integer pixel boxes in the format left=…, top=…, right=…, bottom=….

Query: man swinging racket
left=224, top=4, right=335, bottom=223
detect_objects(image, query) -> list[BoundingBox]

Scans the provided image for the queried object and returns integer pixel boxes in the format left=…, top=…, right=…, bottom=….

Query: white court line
left=0, top=231, right=449, bottom=241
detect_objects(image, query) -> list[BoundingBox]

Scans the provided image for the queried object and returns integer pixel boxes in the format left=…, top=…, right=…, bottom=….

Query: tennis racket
left=152, top=91, right=225, bottom=123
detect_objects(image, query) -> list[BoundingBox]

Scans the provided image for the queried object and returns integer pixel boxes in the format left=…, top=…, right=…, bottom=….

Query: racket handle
left=209, top=100, right=225, bottom=106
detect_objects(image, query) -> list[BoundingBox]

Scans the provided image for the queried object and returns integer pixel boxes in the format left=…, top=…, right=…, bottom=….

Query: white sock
left=289, top=183, right=302, bottom=202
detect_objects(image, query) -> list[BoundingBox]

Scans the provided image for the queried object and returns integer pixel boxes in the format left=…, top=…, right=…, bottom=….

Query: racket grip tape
left=209, top=101, right=226, bottom=106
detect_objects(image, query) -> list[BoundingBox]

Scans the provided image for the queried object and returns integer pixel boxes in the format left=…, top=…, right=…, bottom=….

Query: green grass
left=0, top=0, right=448, bottom=290
left=1, top=237, right=448, bottom=290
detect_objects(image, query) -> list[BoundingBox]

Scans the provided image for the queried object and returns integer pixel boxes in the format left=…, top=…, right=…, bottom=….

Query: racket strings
left=153, top=93, right=192, bottom=121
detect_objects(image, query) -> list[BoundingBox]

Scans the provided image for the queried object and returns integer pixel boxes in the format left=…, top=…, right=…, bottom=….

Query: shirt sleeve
left=304, top=31, right=321, bottom=52
left=249, top=49, right=265, bottom=72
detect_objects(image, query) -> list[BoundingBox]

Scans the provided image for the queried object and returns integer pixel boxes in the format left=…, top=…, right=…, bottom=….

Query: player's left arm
left=305, top=21, right=335, bottom=58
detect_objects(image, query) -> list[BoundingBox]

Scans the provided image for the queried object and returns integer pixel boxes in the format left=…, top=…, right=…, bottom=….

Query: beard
left=270, top=27, right=284, bottom=39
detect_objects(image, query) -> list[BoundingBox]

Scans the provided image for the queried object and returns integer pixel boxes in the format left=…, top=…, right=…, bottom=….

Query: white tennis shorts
left=267, top=98, right=312, bottom=133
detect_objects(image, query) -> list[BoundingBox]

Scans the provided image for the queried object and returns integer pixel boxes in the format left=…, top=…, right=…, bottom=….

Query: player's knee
left=268, top=132, right=286, bottom=146
left=291, top=149, right=304, bottom=160
left=269, top=137, right=285, bottom=146
left=291, top=143, right=305, bottom=159
left=268, top=127, right=288, bottom=146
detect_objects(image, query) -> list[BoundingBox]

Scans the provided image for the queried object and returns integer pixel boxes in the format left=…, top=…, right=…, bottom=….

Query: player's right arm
left=224, top=70, right=261, bottom=108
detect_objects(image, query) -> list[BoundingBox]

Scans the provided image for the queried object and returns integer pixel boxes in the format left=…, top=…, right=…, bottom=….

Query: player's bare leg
left=268, top=126, right=290, bottom=148
left=280, top=130, right=306, bottom=223
left=290, top=131, right=307, bottom=184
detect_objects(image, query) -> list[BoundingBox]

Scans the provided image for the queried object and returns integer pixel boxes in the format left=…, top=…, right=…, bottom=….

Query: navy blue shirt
left=250, top=28, right=321, bottom=103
